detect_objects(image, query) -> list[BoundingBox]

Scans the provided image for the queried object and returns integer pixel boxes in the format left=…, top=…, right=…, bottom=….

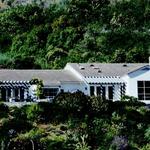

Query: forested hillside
left=0, top=0, right=150, bottom=69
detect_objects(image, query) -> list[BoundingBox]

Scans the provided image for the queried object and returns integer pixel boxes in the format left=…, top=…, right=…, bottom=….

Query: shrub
left=90, top=96, right=113, bottom=117
left=121, top=95, right=138, bottom=102
left=113, top=100, right=145, bottom=115
left=17, top=128, right=45, bottom=140
left=36, top=102, right=61, bottom=123
left=89, top=118, right=110, bottom=148
left=140, top=143, right=150, bottom=150
left=26, top=104, right=43, bottom=122
left=8, top=139, right=44, bottom=150
left=145, top=126, right=150, bottom=141
left=125, top=107, right=143, bottom=124
left=45, top=134, right=67, bottom=150
left=0, top=53, right=11, bottom=68
left=110, top=136, right=129, bottom=150
left=75, top=135, right=90, bottom=150
left=137, top=106, right=149, bottom=115
left=0, top=103, right=9, bottom=118
left=54, top=91, right=91, bottom=118
left=9, top=106, right=27, bottom=121
left=0, top=118, right=33, bottom=140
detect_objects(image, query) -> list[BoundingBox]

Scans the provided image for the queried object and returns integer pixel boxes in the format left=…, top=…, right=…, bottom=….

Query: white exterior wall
left=28, top=82, right=88, bottom=100
left=122, top=69, right=150, bottom=103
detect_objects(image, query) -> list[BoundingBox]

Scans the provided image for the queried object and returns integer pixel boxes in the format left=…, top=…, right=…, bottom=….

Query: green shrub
left=137, top=106, right=149, bottom=115
left=109, top=136, right=129, bottom=150
left=113, top=100, right=145, bottom=115
left=145, top=127, right=150, bottom=141
left=90, top=96, right=113, bottom=117
left=75, top=135, right=90, bottom=150
left=36, top=102, right=61, bottom=123
left=140, top=143, right=150, bottom=150
left=0, top=103, right=9, bottom=118
left=0, top=53, right=11, bottom=68
left=0, top=118, right=33, bottom=140
left=26, top=104, right=43, bottom=122
left=17, top=128, right=45, bottom=140
left=144, top=110, right=150, bottom=125
left=8, top=139, right=44, bottom=150
left=9, top=106, right=27, bottom=121
left=121, top=95, right=138, bottom=102
left=54, top=91, right=91, bottom=118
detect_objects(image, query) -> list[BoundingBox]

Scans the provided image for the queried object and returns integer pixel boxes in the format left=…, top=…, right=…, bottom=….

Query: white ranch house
left=0, top=63, right=149, bottom=103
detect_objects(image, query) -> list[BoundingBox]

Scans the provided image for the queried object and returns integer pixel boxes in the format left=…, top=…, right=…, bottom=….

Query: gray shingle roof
left=0, top=69, right=82, bottom=86
left=67, top=63, right=148, bottom=77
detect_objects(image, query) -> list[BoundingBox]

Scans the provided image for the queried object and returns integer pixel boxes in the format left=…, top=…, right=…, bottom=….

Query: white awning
left=85, top=77, right=125, bottom=84
left=0, top=80, right=30, bottom=88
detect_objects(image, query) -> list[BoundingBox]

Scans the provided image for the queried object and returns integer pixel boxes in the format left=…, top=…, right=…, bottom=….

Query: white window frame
left=138, top=81, right=150, bottom=100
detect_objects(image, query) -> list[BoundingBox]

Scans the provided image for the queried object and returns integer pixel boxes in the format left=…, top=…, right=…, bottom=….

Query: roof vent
left=79, top=66, right=85, bottom=70
left=90, top=64, right=94, bottom=67
left=123, top=64, right=127, bottom=67
left=98, top=70, right=101, bottom=73
left=94, top=67, right=99, bottom=69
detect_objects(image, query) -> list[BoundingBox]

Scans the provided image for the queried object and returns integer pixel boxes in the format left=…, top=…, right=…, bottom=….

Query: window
left=60, top=89, right=64, bottom=93
left=43, top=88, right=59, bottom=98
left=102, top=87, right=106, bottom=99
left=20, top=89, right=24, bottom=100
left=138, top=81, right=150, bottom=100
left=15, top=89, right=18, bottom=97
left=90, top=86, right=94, bottom=96
left=7, top=89, right=11, bottom=97
left=108, top=86, right=113, bottom=100
left=96, top=86, right=101, bottom=96
left=1, top=89, right=6, bottom=101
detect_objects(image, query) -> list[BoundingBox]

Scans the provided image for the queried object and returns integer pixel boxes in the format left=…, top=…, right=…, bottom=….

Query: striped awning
left=85, top=76, right=125, bottom=84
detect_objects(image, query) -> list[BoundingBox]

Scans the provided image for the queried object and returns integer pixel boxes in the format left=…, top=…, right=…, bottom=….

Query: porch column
left=118, top=84, right=122, bottom=100
left=112, top=84, right=115, bottom=101
left=94, top=86, right=97, bottom=96
left=24, top=89, right=29, bottom=100
left=0, top=89, right=1, bottom=100
left=121, top=83, right=126, bottom=98
left=106, top=85, right=109, bottom=100
left=100, top=84, right=103, bottom=99
left=11, top=89, right=15, bottom=97
left=18, top=88, right=20, bottom=99
left=6, top=89, right=8, bottom=102
left=113, top=84, right=119, bottom=101
left=24, top=89, right=27, bottom=99
left=88, top=85, right=90, bottom=96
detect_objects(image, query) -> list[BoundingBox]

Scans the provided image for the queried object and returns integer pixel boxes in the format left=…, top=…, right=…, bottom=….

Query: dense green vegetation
left=0, top=91, right=150, bottom=149
left=0, top=0, right=150, bottom=69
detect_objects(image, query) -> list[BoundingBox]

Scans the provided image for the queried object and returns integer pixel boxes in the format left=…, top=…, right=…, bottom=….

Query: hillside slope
left=0, top=0, right=149, bottom=69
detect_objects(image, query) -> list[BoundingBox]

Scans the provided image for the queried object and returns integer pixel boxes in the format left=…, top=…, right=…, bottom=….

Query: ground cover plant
left=0, top=92, right=150, bottom=149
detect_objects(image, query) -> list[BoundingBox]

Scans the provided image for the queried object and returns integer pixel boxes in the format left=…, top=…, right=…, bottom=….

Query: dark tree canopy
left=0, top=0, right=149, bottom=69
